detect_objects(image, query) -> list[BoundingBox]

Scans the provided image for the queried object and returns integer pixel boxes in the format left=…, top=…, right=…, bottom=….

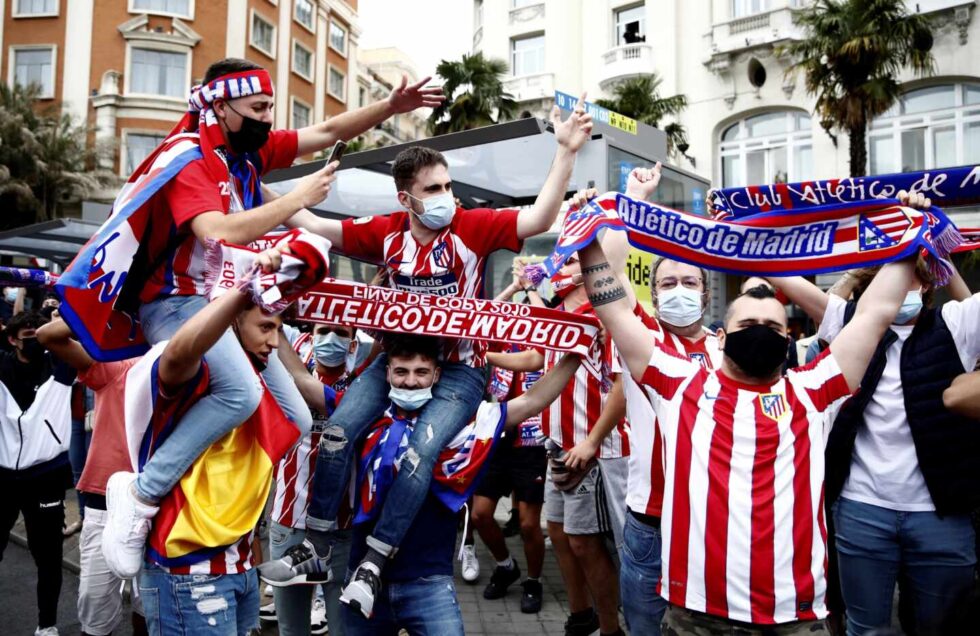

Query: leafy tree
left=0, top=82, right=105, bottom=229
left=595, top=74, right=689, bottom=158
left=428, top=52, right=517, bottom=135
left=784, top=0, right=934, bottom=177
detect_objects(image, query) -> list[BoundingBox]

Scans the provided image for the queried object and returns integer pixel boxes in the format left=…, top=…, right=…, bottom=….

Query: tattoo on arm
left=588, top=276, right=627, bottom=306
left=582, top=262, right=611, bottom=275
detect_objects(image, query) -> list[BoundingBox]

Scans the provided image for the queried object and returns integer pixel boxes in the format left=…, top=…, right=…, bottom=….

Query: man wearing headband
left=102, top=57, right=443, bottom=580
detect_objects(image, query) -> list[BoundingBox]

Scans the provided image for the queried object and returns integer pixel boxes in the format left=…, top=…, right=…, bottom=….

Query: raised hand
left=388, top=75, right=445, bottom=114
left=255, top=244, right=292, bottom=274
left=626, top=162, right=662, bottom=201
left=550, top=91, right=594, bottom=153
left=897, top=189, right=932, bottom=210
left=568, top=187, right=599, bottom=209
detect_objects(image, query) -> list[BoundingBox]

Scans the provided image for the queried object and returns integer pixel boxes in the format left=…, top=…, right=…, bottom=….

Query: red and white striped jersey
left=639, top=346, right=852, bottom=625
left=163, top=530, right=256, bottom=575
left=341, top=208, right=522, bottom=367
left=542, top=303, right=629, bottom=459
left=618, top=305, right=723, bottom=517
left=270, top=338, right=351, bottom=530
left=142, top=129, right=298, bottom=301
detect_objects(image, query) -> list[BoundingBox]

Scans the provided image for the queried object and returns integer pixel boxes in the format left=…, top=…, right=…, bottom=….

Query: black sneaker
left=482, top=562, right=521, bottom=599
left=564, top=609, right=599, bottom=636
left=257, top=539, right=333, bottom=587
left=520, top=579, right=543, bottom=613
left=340, top=562, right=382, bottom=619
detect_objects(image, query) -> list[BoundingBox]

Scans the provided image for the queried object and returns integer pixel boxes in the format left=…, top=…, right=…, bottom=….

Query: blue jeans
left=307, top=355, right=484, bottom=554
left=834, top=497, right=976, bottom=636
left=270, top=521, right=350, bottom=636
left=620, top=512, right=667, bottom=636
left=341, top=574, right=464, bottom=636
left=138, top=563, right=259, bottom=636
left=69, top=415, right=92, bottom=514
left=135, top=295, right=312, bottom=502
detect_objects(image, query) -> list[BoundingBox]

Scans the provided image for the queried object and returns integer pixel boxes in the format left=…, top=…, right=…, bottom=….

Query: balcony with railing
left=707, top=4, right=803, bottom=58
left=503, top=71, right=555, bottom=103
left=598, top=43, right=653, bottom=90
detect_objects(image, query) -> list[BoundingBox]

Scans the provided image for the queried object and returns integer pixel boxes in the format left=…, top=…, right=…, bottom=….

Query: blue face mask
left=388, top=385, right=433, bottom=412
left=406, top=192, right=456, bottom=230
left=894, top=290, right=923, bottom=325
left=655, top=286, right=704, bottom=327
left=313, top=332, right=350, bottom=367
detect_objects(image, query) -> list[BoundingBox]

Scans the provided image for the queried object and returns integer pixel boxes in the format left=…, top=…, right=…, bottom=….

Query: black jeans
left=0, top=464, right=71, bottom=629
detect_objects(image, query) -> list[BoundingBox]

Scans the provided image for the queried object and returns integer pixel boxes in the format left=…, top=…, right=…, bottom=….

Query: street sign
left=554, top=90, right=637, bottom=135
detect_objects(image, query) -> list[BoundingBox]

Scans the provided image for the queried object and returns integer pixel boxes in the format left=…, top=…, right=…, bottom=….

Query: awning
left=0, top=218, right=100, bottom=266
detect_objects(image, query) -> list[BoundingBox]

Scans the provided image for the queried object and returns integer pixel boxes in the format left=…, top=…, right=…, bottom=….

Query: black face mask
left=224, top=103, right=272, bottom=155
left=19, top=337, right=45, bottom=363
left=723, top=324, right=788, bottom=379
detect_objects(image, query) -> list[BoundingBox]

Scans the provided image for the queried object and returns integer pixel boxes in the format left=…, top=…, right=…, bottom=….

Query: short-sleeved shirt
left=639, top=345, right=852, bottom=624
left=818, top=293, right=980, bottom=512
left=616, top=304, right=723, bottom=517
left=541, top=303, right=629, bottom=459
left=76, top=358, right=139, bottom=495
left=341, top=207, right=522, bottom=366
left=142, top=129, right=299, bottom=301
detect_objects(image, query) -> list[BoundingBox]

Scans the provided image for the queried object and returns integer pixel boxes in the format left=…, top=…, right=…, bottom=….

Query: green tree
left=785, top=0, right=935, bottom=177
left=428, top=52, right=517, bottom=135
left=595, top=74, right=689, bottom=157
left=0, top=82, right=104, bottom=229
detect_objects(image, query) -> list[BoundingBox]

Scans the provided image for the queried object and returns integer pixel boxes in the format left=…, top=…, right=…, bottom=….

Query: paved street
left=1, top=493, right=591, bottom=635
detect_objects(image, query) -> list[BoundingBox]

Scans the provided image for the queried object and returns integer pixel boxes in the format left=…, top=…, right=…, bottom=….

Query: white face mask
left=894, top=290, right=923, bottom=325
left=313, top=332, right=350, bottom=367
left=405, top=191, right=456, bottom=230
left=388, top=385, right=433, bottom=412
left=655, top=286, right=704, bottom=327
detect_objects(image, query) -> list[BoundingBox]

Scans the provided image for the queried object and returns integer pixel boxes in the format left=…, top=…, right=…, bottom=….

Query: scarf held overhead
left=295, top=279, right=601, bottom=358
left=537, top=192, right=960, bottom=284
left=54, top=70, right=274, bottom=362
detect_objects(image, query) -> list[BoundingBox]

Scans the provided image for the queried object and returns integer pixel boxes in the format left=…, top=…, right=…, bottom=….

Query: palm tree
left=0, top=81, right=104, bottom=228
left=595, top=74, right=689, bottom=157
left=784, top=0, right=935, bottom=177
left=428, top=52, right=517, bottom=135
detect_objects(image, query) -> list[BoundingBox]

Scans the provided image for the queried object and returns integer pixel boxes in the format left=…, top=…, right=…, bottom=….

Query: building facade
left=1, top=0, right=363, bottom=175
left=473, top=0, right=979, bottom=216
left=356, top=46, right=428, bottom=146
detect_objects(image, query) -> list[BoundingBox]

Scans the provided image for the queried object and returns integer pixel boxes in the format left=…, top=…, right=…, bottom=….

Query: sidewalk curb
left=9, top=530, right=81, bottom=575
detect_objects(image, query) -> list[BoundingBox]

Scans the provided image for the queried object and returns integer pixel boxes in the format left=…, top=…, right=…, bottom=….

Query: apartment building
left=1, top=0, right=362, bottom=175
left=356, top=46, right=427, bottom=146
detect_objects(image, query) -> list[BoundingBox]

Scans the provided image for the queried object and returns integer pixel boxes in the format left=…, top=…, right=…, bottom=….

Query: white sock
left=496, top=556, right=515, bottom=569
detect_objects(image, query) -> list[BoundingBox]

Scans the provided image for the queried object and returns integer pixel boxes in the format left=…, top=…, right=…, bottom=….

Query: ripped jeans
left=139, top=563, right=259, bottom=636
left=306, top=354, right=485, bottom=555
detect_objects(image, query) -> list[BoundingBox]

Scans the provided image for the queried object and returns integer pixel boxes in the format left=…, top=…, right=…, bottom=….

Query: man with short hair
left=261, top=99, right=595, bottom=619
left=99, top=56, right=444, bottom=579
left=577, top=206, right=920, bottom=633
left=0, top=312, right=75, bottom=636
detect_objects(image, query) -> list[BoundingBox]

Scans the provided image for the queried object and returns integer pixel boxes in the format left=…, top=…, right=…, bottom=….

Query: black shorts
left=475, top=444, right=547, bottom=504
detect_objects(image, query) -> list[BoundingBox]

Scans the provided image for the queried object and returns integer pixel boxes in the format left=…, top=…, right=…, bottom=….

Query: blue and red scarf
left=55, top=70, right=275, bottom=361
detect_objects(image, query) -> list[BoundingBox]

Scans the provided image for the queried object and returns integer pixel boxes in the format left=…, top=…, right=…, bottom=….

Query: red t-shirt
left=341, top=207, right=522, bottom=366
left=76, top=359, right=139, bottom=496
left=142, top=129, right=299, bottom=301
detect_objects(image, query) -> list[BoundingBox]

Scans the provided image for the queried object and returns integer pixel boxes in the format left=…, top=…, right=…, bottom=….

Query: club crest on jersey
left=688, top=352, right=708, bottom=368
left=759, top=392, right=787, bottom=421
left=432, top=241, right=451, bottom=268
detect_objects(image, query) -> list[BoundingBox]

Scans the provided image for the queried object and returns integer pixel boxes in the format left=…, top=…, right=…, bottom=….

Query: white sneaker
left=310, top=596, right=328, bottom=635
left=102, top=472, right=158, bottom=578
left=34, top=627, right=59, bottom=636
left=460, top=544, right=480, bottom=583
left=263, top=584, right=273, bottom=596
left=259, top=599, right=277, bottom=623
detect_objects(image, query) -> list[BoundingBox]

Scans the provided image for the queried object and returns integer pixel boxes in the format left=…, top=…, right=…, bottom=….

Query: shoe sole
left=258, top=613, right=278, bottom=623
left=340, top=584, right=373, bottom=619
left=311, top=626, right=328, bottom=635
left=461, top=573, right=480, bottom=584
left=259, top=572, right=332, bottom=587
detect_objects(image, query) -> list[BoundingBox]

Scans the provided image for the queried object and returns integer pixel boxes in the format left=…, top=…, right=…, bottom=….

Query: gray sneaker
left=257, top=539, right=332, bottom=587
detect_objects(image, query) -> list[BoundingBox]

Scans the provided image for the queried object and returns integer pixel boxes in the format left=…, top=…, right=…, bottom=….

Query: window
left=328, top=67, right=346, bottom=101
left=250, top=11, right=276, bottom=58
left=719, top=111, right=812, bottom=187
left=291, top=99, right=311, bottom=129
left=129, top=47, right=188, bottom=97
left=511, top=34, right=544, bottom=76
left=329, top=21, right=348, bottom=56
left=124, top=132, right=166, bottom=174
left=131, top=0, right=190, bottom=16
left=615, top=4, right=646, bottom=45
left=12, top=47, right=55, bottom=98
left=359, top=86, right=367, bottom=107
left=294, top=0, right=314, bottom=31
left=868, top=83, right=980, bottom=174
left=292, top=40, right=313, bottom=81
left=14, top=0, right=58, bottom=16
left=732, top=0, right=770, bottom=17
